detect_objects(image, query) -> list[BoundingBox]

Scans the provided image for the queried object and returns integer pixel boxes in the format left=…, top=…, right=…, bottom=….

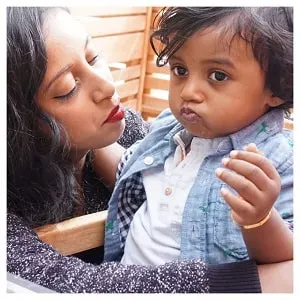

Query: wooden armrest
left=34, top=211, right=107, bottom=256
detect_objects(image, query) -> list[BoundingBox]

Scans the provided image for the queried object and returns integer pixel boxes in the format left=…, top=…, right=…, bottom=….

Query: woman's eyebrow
left=44, top=36, right=91, bottom=93
left=44, top=63, right=73, bottom=93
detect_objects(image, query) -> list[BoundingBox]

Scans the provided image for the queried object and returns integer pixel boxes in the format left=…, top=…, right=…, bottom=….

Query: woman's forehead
left=40, top=10, right=90, bottom=94
left=43, top=9, right=87, bottom=50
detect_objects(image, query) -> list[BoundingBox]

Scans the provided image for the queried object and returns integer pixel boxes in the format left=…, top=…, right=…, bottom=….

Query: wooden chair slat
left=111, top=64, right=141, bottom=82
left=144, top=74, right=170, bottom=91
left=93, top=33, right=144, bottom=63
left=116, top=79, right=140, bottom=99
left=70, top=7, right=147, bottom=17
left=35, top=211, right=107, bottom=256
left=79, top=15, right=146, bottom=37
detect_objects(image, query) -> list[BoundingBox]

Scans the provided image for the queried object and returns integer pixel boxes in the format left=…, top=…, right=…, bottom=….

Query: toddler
left=104, top=7, right=293, bottom=265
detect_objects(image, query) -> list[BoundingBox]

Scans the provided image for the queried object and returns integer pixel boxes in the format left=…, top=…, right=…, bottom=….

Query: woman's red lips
left=105, top=105, right=125, bottom=123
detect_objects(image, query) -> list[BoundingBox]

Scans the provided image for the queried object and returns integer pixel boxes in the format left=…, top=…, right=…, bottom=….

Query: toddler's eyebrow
left=169, top=55, right=183, bottom=62
left=169, top=55, right=236, bottom=70
left=202, top=58, right=236, bottom=70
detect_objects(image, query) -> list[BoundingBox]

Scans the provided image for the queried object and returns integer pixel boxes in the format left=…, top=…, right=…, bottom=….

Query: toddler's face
left=168, top=26, right=281, bottom=138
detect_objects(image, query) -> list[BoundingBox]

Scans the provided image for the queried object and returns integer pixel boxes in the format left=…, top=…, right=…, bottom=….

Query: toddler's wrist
left=231, top=208, right=274, bottom=230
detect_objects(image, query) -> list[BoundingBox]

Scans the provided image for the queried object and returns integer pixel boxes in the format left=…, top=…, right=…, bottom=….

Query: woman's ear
left=267, top=95, right=285, bottom=107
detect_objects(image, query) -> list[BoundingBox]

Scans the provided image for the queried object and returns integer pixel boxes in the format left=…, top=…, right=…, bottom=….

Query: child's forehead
left=173, top=26, right=254, bottom=63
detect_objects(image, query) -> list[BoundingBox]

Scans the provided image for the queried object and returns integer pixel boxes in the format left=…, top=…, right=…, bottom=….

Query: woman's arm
left=7, top=213, right=262, bottom=293
left=257, top=260, right=293, bottom=293
left=93, top=143, right=125, bottom=189
left=207, top=260, right=293, bottom=293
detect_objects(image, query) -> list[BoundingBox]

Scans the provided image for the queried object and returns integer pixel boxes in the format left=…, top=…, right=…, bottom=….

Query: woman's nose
left=90, top=67, right=116, bottom=103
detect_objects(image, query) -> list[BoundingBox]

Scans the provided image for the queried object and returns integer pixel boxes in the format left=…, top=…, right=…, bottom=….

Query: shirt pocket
left=212, top=183, right=249, bottom=260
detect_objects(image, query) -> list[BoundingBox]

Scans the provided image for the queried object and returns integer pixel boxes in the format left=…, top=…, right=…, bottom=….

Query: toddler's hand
left=215, top=143, right=281, bottom=226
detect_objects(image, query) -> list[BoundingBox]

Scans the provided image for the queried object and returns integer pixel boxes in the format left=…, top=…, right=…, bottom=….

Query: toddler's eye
left=209, top=71, right=228, bottom=81
left=173, top=66, right=188, bottom=76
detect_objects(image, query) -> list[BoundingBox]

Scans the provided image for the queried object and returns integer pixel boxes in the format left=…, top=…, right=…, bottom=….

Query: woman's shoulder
left=118, top=108, right=150, bottom=149
left=7, top=213, right=30, bottom=233
left=7, top=213, right=41, bottom=245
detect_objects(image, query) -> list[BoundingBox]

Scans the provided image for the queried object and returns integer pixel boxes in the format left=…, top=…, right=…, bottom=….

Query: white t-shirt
left=121, top=131, right=220, bottom=265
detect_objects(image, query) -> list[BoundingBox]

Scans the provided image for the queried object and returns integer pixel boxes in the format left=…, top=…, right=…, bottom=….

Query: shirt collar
left=164, top=109, right=284, bottom=152
left=228, top=108, right=284, bottom=150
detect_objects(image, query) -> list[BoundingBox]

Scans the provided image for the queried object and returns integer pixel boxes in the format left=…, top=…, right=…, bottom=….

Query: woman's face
left=36, top=10, right=125, bottom=152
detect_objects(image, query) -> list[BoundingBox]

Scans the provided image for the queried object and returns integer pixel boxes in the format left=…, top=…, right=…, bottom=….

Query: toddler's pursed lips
left=180, top=107, right=196, bottom=115
left=180, top=107, right=201, bottom=124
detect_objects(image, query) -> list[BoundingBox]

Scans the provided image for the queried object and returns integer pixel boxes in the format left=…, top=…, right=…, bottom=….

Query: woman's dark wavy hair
left=7, top=7, right=81, bottom=227
left=150, top=7, right=293, bottom=115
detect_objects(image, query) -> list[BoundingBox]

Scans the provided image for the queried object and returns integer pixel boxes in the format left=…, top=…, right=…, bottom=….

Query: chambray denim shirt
left=104, top=109, right=293, bottom=264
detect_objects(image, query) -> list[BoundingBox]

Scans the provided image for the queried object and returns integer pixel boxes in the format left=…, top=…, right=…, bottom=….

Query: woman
left=7, top=7, right=292, bottom=293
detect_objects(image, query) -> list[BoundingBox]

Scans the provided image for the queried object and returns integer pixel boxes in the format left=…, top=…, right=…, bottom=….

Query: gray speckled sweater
left=7, top=109, right=261, bottom=293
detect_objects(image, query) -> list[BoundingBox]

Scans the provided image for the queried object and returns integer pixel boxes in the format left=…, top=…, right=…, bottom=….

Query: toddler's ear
left=267, top=95, right=285, bottom=107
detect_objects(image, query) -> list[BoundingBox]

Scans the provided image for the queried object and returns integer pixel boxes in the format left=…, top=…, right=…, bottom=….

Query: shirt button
left=144, top=156, right=154, bottom=165
left=165, top=187, right=172, bottom=195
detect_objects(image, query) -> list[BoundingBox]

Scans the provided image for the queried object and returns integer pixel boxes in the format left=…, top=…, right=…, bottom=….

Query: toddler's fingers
left=222, top=157, right=271, bottom=191
left=220, top=187, right=254, bottom=217
left=229, top=150, right=279, bottom=181
left=216, top=167, right=260, bottom=205
left=243, top=143, right=264, bottom=156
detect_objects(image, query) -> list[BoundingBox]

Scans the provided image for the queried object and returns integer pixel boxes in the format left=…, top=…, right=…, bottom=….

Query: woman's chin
left=99, top=123, right=126, bottom=148
left=114, top=118, right=126, bottom=140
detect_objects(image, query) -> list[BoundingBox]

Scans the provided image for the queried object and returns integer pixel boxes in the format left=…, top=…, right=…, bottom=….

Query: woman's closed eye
left=88, top=54, right=99, bottom=66
left=54, top=81, right=79, bottom=101
left=53, top=54, right=102, bottom=101
left=209, top=71, right=229, bottom=82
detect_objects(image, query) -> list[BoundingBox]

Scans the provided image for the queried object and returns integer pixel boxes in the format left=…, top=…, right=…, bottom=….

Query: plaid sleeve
left=116, top=144, right=137, bottom=180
